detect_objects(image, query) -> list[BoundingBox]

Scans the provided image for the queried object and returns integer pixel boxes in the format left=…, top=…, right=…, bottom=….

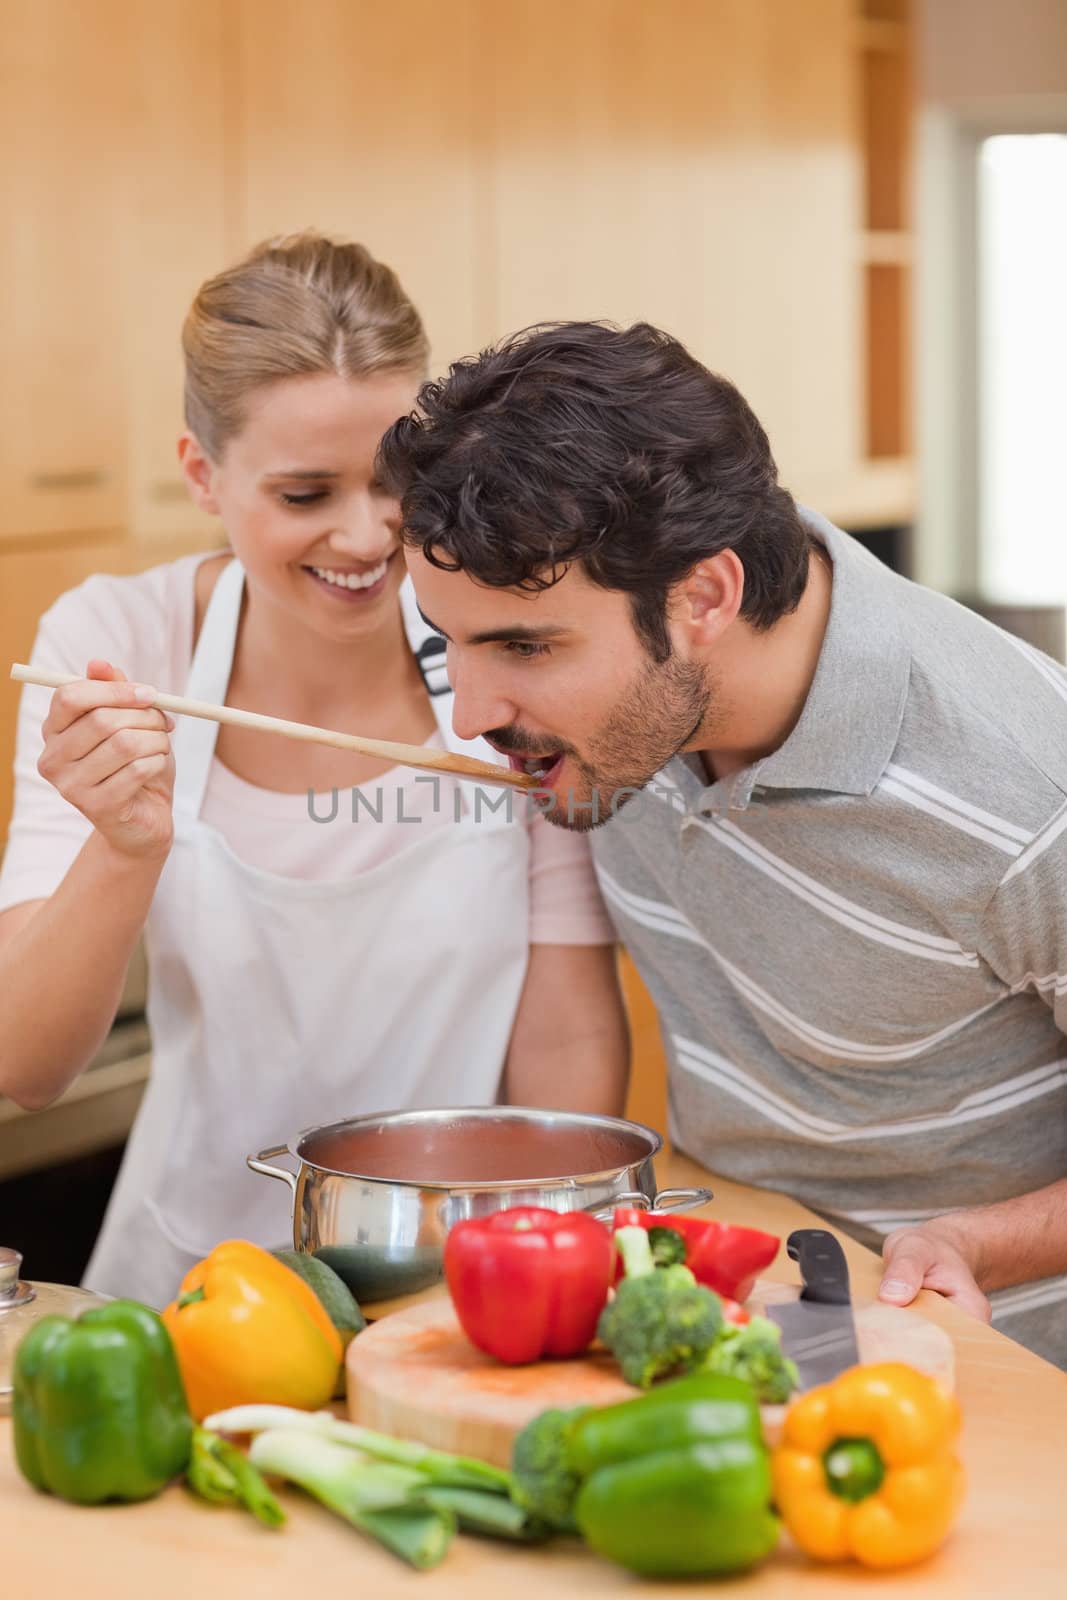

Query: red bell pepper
left=612, top=1208, right=780, bottom=1304
left=444, top=1206, right=615, bottom=1365
left=721, top=1297, right=752, bottom=1326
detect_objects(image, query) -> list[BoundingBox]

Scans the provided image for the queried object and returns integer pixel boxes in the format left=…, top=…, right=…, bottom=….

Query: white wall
left=914, top=0, right=1067, bottom=593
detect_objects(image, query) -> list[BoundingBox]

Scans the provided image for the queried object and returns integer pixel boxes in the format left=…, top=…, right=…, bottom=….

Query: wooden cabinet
left=0, top=0, right=915, bottom=547
left=858, top=0, right=913, bottom=461
left=231, top=0, right=486, bottom=371
left=470, top=0, right=914, bottom=531
left=0, top=5, right=225, bottom=836
left=481, top=0, right=860, bottom=514
left=0, top=0, right=917, bottom=845
left=229, top=0, right=917, bottom=523
left=0, top=2, right=129, bottom=540
left=117, top=2, right=230, bottom=540
left=620, top=951, right=669, bottom=1138
left=0, top=2, right=228, bottom=544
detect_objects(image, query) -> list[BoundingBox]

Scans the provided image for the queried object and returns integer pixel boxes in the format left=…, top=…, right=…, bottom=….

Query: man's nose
left=449, top=652, right=517, bottom=744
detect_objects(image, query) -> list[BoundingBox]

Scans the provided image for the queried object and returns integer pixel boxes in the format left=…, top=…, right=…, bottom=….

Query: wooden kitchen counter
left=4, top=1152, right=1067, bottom=1598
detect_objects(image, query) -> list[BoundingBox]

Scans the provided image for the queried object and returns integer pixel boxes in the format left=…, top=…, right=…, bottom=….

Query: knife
left=764, top=1228, right=861, bottom=1389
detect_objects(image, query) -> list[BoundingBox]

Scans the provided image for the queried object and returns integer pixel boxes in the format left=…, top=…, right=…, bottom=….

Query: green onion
left=206, top=1404, right=513, bottom=1493
left=186, top=1428, right=285, bottom=1528
left=248, top=1428, right=454, bottom=1569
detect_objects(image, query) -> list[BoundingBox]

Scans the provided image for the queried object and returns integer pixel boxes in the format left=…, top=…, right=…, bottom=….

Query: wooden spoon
left=9, top=664, right=536, bottom=791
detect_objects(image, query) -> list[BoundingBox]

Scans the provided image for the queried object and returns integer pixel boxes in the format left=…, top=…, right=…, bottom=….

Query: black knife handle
left=786, top=1228, right=852, bottom=1306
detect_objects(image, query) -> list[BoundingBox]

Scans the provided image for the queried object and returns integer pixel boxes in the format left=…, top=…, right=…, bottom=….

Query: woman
left=0, top=234, right=629, bottom=1308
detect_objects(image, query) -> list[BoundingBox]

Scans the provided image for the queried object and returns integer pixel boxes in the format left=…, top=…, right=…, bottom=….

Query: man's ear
left=177, top=432, right=221, bottom=517
left=671, top=550, right=745, bottom=651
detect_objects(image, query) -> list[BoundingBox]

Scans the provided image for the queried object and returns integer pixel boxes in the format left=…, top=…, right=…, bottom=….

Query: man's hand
left=878, top=1218, right=992, bottom=1323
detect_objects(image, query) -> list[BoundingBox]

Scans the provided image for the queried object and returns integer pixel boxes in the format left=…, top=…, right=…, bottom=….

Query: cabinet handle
left=29, top=469, right=106, bottom=492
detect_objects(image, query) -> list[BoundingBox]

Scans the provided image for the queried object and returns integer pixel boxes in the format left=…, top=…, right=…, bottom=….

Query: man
left=379, top=321, right=1067, bottom=1368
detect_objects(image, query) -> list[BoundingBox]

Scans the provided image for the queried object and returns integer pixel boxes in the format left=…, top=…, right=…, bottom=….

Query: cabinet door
left=0, top=2, right=229, bottom=544
left=118, top=1, right=230, bottom=540
left=232, top=0, right=484, bottom=372
left=480, top=0, right=859, bottom=505
left=0, top=2, right=129, bottom=539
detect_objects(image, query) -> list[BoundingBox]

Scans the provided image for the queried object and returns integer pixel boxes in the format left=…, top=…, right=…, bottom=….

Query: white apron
left=84, top=560, right=530, bottom=1306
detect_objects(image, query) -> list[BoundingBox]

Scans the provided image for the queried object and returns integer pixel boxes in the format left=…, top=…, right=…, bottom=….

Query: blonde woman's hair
left=182, top=232, right=429, bottom=459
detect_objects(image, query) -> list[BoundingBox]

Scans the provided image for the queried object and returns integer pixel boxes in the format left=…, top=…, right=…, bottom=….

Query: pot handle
left=583, top=1184, right=713, bottom=1224
left=649, top=1186, right=714, bottom=1214
left=246, top=1145, right=298, bottom=1197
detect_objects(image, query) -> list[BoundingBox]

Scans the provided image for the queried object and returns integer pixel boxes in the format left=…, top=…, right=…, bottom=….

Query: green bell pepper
left=570, top=1373, right=779, bottom=1577
left=13, top=1299, right=193, bottom=1505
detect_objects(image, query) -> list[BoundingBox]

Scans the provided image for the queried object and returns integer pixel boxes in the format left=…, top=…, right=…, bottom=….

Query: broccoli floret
left=510, top=1406, right=591, bottom=1533
left=647, top=1225, right=688, bottom=1268
left=701, top=1315, right=799, bottom=1404
left=598, top=1229, right=723, bottom=1388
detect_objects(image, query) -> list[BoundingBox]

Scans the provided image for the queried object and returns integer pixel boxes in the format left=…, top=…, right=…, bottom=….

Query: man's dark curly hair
left=377, top=321, right=811, bottom=662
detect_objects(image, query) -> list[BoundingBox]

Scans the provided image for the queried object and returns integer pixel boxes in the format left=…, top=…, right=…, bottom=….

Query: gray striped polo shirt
left=592, top=509, right=1067, bottom=1368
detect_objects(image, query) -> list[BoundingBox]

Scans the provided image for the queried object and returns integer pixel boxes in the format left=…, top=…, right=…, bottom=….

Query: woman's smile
left=300, top=550, right=401, bottom=604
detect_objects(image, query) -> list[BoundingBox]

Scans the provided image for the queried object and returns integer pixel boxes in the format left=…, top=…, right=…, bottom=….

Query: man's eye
left=505, top=641, right=551, bottom=660
left=280, top=490, right=329, bottom=507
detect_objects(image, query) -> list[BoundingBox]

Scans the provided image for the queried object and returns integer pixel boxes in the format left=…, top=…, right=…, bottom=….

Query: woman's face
left=180, top=370, right=421, bottom=644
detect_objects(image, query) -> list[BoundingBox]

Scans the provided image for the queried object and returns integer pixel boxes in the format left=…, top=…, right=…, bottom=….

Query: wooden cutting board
left=346, top=1279, right=955, bottom=1465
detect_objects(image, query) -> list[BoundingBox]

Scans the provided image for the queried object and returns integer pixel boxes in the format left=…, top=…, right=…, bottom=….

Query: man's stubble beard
left=551, top=650, right=718, bottom=832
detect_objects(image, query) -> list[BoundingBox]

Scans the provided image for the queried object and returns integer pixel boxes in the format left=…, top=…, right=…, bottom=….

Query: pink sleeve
left=0, top=564, right=186, bottom=913
left=525, top=812, right=617, bottom=946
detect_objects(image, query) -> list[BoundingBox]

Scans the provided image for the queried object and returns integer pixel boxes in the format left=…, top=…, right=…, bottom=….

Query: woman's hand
left=37, top=658, right=177, bottom=861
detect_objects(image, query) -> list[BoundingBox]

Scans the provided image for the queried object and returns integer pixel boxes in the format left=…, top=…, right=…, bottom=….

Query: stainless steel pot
left=247, top=1106, right=711, bottom=1303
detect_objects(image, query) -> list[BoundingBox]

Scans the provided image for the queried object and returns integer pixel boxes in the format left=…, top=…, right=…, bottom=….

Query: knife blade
left=764, top=1228, right=861, bottom=1389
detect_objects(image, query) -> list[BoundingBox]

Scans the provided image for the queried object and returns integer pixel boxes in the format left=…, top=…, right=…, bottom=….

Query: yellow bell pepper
left=162, top=1240, right=342, bottom=1421
left=771, top=1362, right=965, bottom=1569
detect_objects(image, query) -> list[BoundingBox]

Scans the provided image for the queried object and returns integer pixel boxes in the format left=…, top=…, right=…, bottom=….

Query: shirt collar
left=748, top=508, right=910, bottom=796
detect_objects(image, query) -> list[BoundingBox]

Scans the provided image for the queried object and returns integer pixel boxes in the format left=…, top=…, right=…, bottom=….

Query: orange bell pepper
left=162, top=1240, right=342, bottom=1421
left=771, top=1362, right=965, bottom=1569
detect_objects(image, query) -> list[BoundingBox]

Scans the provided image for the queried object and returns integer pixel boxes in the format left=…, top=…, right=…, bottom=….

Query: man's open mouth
left=506, top=751, right=566, bottom=787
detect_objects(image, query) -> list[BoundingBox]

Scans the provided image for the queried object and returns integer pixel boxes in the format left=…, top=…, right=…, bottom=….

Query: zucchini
left=272, top=1249, right=366, bottom=1349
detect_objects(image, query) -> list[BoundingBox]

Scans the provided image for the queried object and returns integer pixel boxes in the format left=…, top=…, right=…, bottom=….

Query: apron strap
left=399, top=574, right=450, bottom=699
left=399, top=574, right=513, bottom=820
left=172, top=557, right=245, bottom=825
left=398, top=574, right=505, bottom=764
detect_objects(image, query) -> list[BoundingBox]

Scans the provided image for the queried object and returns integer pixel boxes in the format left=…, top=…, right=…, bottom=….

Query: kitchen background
left=2, top=0, right=1065, bottom=1282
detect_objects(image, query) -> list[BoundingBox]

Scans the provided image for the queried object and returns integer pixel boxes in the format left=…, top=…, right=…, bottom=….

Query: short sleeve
left=977, top=803, right=1067, bottom=1036
left=0, top=563, right=189, bottom=913
left=525, top=812, right=618, bottom=946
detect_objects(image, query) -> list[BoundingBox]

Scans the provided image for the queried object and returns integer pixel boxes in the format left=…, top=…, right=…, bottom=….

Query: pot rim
left=286, top=1104, right=664, bottom=1190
